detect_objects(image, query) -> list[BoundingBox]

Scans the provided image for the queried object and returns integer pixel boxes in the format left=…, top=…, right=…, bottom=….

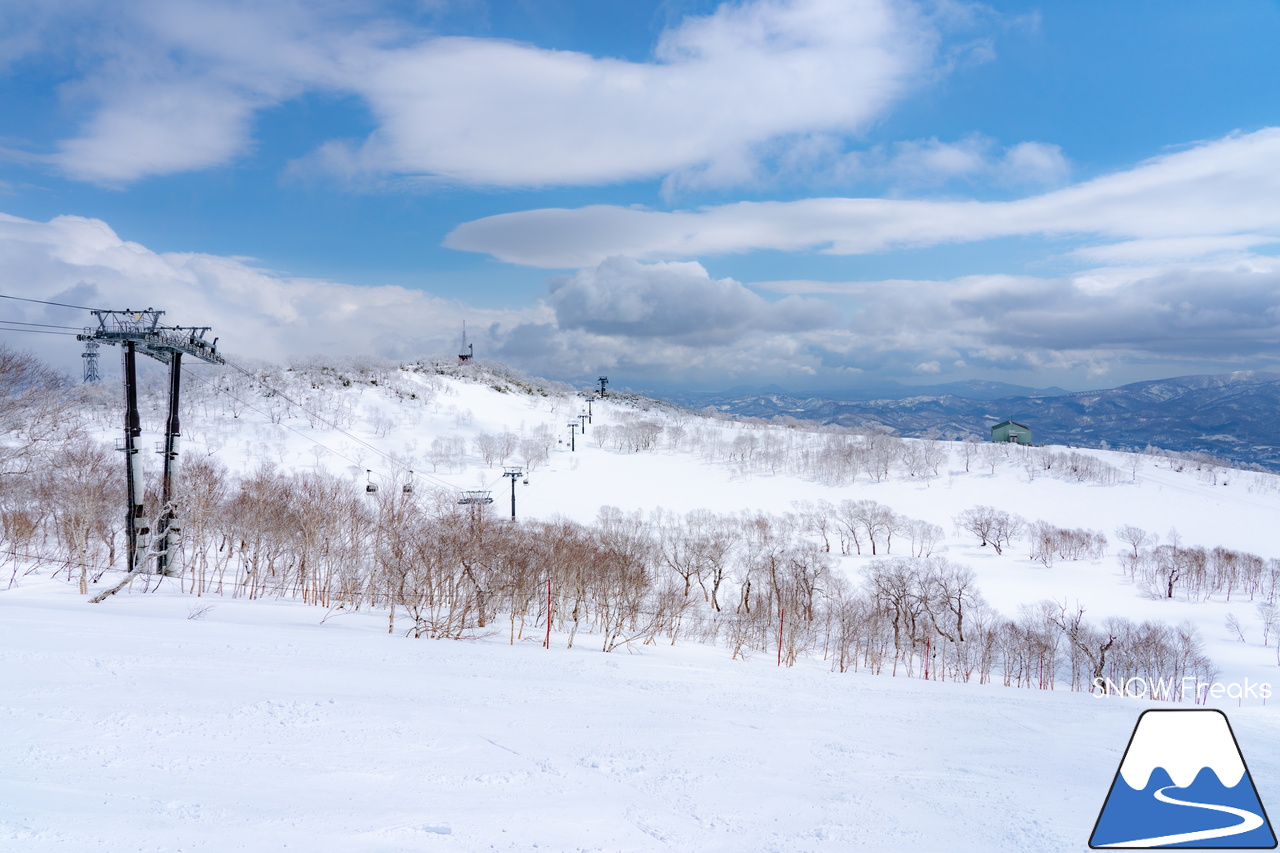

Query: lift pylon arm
left=77, top=309, right=225, bottom=365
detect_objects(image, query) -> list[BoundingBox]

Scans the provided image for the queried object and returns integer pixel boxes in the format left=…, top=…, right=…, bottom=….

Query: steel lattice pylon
left=77, top=309, right=224, bottom=588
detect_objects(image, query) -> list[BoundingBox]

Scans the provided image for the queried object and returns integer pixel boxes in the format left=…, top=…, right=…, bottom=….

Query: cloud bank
left=3, top=212, right=1279, bottom=389
left=446, top=129, right=1280, bottom=267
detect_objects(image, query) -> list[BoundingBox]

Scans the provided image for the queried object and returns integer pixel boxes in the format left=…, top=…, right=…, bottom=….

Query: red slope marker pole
left=544, top=578, right=552, bottom=649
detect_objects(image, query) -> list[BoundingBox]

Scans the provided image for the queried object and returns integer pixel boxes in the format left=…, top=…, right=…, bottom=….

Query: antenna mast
left=458, top=321, right=474, bottom=362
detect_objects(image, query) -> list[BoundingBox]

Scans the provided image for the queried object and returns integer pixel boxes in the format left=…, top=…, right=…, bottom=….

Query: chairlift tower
left=598, top=376, right=608, bottom=397
left=458, top=489, right=494, bottom=533
left=81, top=340, right=101, bottom=384
left=77, top=308, right=224, bottom=580
left=502, top=467, right=526, bottom=520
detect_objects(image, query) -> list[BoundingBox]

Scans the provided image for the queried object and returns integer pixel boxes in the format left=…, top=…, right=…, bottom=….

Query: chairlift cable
left=0, top=318, right=88, bottom=331
left=0, top=325, right=81, bottom=337
left=179, top=365, right=368, bottom=469
left=188, top=365, right=459, bottom=494
left=215, top=356, right=464, bottom=494
left=0, top=292, right=104, bottom=311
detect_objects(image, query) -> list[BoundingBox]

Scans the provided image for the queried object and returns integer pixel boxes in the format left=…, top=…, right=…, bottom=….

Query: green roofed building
left=991, top=420, right=1033, bottom=445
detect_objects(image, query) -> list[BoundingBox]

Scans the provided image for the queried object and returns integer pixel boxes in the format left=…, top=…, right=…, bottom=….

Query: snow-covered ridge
left=8, top=350, right=1280, bottom=697
left=1119, top=711, right=1246, bottom=789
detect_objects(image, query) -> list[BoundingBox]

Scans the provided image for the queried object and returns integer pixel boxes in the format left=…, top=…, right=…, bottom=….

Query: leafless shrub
left=1028, top=522, right=1107, bottom=567
left=187, top=603, right=215, bottom=621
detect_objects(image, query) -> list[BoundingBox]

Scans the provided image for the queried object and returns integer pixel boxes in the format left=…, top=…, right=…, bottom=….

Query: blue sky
left=2, top=0, right=1279, bottom=392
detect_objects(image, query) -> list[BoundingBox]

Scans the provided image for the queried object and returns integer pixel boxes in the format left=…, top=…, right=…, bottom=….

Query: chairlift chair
left=365, top=469, right=378, bottom=494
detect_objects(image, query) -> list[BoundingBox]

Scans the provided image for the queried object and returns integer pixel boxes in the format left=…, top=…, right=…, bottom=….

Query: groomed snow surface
left=5, top=580, right=1277, bottom=853
left=5, top=361, right=1280, bottom=851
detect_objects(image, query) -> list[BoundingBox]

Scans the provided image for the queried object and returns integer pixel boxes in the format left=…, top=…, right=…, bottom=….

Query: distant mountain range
left=711, top=378, right=1072, bottom=402
left=653, top=371, right=1280, bottom=470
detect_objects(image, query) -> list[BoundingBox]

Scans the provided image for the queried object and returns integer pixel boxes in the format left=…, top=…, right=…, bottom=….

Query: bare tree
left=865, top=559, right=929, bottom=677
left=863, top=434, right=901, bottom=482
left=833, top=499, right=867, bottom=556
left=922, top=440, right=948, bottom=477
left=978, top=441, right=1005, bottom=475
left=905, top=518, right=945, bottom=558
left=1115, top=525, right=1154, bottom=559
left=1049, top=602, right=1116, bottom=692
left=38, top=437, right=117, bottom=594
left=495, top=430, right=519, bottom=465
left=474, top=432, right=500, bottom=466
left=955, top=506, right=1024, bottom=555
left=920, top=559, right=982, bottom=644
left=0, top=344, right=79, bottom=478
left=793, top=500, right=835, bottom=553
left=1257, top=603, right=1278, bottom=646
left=1028, top=521, right=1058, bottom=568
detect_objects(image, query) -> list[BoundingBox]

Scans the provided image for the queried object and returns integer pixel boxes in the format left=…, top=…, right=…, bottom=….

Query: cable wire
left=0, top=292, right=101, bottom=311
left=187, top=360, right=465, bottom=494
left=218, top=356, right=467, bottom=493
left=0, top=292, right=466, bottom=495
left=0, top=318, right=86, bottom=331
left=0, top=325, right=81, bottom=337
left=179, top=364, right=367, bottom=471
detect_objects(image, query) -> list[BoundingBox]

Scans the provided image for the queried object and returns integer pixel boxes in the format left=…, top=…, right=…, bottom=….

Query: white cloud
left=0, top=213, right=844, bottom=386
left=306, top=0, right=940, bottom=187
left=659, top=133, right=1069, bottom=197
left=546, top=256, right=835, bottom=344
left=755, top=258, right=1280, bottom=375
left=834, top=135, right=1069, bottom=188
left=1000, top=140, right=1070, bottom=186
left=4, top=210, right=1280, bottom=388
left=38, top=0, right=345, bottom=183
left=16, top=0, right=957, bottom=187
left=55, top=81, right=263, bottom=184
left=0, top=212, right=526, bottom=370
left=446, top=129, right=1280, bottom=267
left=1066, top=235, right=1276, bottom=266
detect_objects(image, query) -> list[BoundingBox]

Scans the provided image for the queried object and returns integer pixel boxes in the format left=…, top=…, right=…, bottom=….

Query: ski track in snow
left=1101, top=785, right=1265, bottom=848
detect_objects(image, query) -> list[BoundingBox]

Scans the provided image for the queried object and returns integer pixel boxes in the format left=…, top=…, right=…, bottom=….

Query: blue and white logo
left=1090, top=709, right=1276, bottom=848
